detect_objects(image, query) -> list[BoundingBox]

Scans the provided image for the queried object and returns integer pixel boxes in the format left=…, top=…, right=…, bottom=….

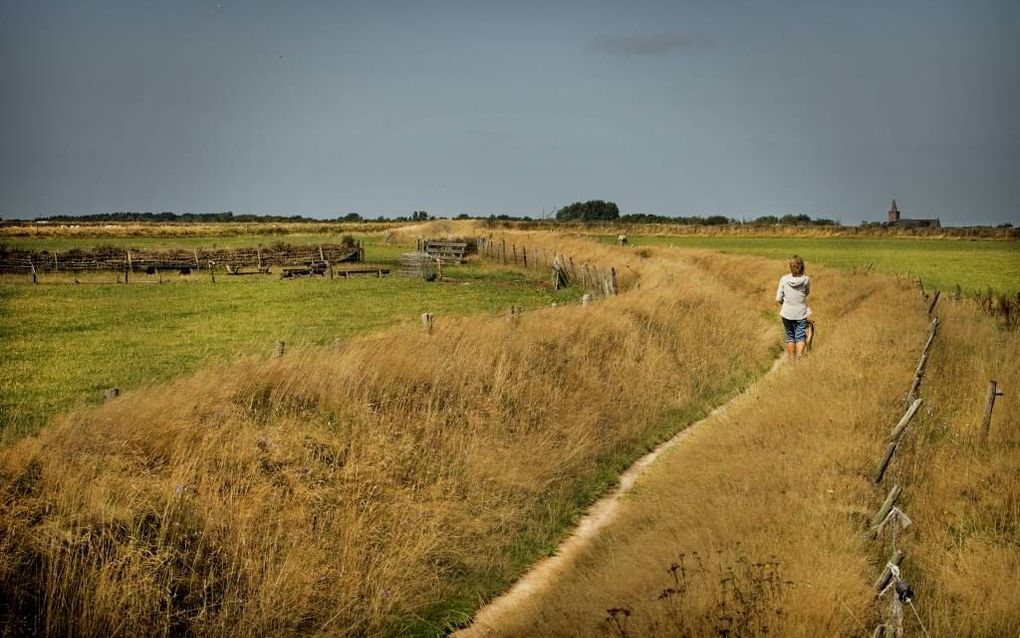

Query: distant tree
left=411, top=211, right=430, bottom=221
left=342, top=212, right=363, bottom=222
left=555, top=200, right=620, bottom=222
left=779, top=214, right=813, bottom=225
left=752, top=215, right=779, bottom=225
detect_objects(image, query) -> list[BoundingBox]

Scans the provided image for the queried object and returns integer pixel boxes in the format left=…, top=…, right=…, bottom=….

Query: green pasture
left=605, top=235, right=1020, bottom=295
left=0, top=258, right=576, bottom=439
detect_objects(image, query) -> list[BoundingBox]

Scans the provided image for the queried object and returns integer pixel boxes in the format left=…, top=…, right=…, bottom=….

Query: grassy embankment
left=598, top=234, right=1020, bottom=295
left=0, top=233, right=580, bottom=438
left=480, top=253, right=1019, bottom=637
left=0, top=229, right=780, bottom=635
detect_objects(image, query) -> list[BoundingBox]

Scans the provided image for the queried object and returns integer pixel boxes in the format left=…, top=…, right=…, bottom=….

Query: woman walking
left=776, top=255, right=811, bottom=361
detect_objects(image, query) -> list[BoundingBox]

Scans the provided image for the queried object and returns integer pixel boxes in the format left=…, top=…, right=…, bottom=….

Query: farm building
left=884, top=198, right=941, bottom=228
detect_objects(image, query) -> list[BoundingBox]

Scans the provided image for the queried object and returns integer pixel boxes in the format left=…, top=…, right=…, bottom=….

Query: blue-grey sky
left=1, top=0, right=1017, bottom=225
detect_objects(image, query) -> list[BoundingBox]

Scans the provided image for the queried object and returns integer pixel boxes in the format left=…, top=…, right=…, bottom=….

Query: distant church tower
left=887, top=199, right=900, bottom=223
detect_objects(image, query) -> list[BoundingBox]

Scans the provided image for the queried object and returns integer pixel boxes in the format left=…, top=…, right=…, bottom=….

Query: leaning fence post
left=927, top=290, right=940, bottom=315
left=868, top=484, right=902, bottom=539
left=874, top=549, right=906, bottom=593
left=30, top=262, right=38, bottom=285
left=979, top=380, right=1004, bottom=443
left=873, top=442, right=899, bottom=485
left=875, top=395, right=922, bottom=483
left=907, top=354, right=927, bottom=400
left=888, top=398, right=923, bottom=442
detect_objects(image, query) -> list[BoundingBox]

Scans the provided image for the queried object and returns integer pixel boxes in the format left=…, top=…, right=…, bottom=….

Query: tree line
left=17, top=204, right=841, bottom=226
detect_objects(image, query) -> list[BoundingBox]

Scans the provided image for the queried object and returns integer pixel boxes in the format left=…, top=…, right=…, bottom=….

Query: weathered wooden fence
left=0, top=242, right=363, bottom=275
left=474, top=235, right=619, bottom=298
left=867, top=282, right=1004, bottom=636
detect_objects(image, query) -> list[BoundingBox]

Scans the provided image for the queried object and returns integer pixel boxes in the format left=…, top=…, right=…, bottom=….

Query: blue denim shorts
left=782, top=318, right=808, bottom=343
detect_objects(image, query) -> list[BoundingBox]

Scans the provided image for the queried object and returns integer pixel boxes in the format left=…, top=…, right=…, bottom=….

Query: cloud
left=590, top=30, right=714, bottom=56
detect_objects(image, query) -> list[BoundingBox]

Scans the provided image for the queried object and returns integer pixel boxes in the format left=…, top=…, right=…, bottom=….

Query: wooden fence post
left=30, top=262, right=37, bottom=285
left=512, top=244, right=518, bottom=264
left=927, top=290, right=940, bottom=315
left=104, top=388, right=120, bottom=402
left=889, top=398, right=923, bottom=442
left=868, top=484, right=902, bottom=539
left=274, top=341, right=285, bottom=358
left=979, top=380, right=1004, bottom=443
left=874, top=549, right=906, bottom=592
left=873, top=442, right=899, bottom=484
left=421, top=312, right=434, bottom=334
left=908, top=354, right=928, bottom=399
left=522, top=246, right=528, bottom=268
left=582, top=293, right=592, bottom=306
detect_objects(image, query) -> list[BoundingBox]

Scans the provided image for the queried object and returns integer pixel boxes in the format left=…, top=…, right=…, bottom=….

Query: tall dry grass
left=0, top=229, right=778, bottom=635
left=887, top=296, right=1020, bottom=636
left=477, top=262, right=1019, bottom=637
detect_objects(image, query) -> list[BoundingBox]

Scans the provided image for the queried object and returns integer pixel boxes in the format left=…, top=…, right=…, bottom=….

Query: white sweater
left=776, top=274, right=811, bottom=320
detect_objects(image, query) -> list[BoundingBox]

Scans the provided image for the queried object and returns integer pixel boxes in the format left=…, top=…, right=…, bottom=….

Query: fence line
left=0, top=242, right=363, bottom=276
left=869, top=293, right=943, bottom=636
left=474, top=235, right=618, bottom=298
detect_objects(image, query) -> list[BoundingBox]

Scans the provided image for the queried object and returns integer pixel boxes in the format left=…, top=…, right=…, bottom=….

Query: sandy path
left=453, top=356, right=786, bottom=637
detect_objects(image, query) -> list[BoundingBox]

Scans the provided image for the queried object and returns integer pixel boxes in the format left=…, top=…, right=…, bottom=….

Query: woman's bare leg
left=795, top=341, right=807, bottom=357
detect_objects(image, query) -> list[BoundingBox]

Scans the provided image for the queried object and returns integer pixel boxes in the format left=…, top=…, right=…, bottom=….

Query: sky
left=1, top=0, right=1017, bottom=225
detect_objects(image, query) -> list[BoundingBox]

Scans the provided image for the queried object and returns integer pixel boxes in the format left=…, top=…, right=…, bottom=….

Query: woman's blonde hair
left=789, top=255, right=805, bottom=276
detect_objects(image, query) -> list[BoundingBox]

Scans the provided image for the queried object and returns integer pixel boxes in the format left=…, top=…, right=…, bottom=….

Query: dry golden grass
left=889, top=297, right=1020, bottom=637
left=4, top=223, right=1014, bottom=636
left=0, top=226, right=778, bottom=635
left=475, top=264, right=1019, bottom=637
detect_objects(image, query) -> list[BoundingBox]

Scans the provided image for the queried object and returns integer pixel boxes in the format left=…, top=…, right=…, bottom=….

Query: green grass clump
left=605, top=235, right=1020, bottom=295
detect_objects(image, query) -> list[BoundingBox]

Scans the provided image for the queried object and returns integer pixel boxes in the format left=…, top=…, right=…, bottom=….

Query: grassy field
left=601, top=235, right=1020, bottom=295
left=1, top=224, right=1016, bottom=637
left=0, top=237, right=578, bottom=438
left=0, top=230, right=779, bottom=635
